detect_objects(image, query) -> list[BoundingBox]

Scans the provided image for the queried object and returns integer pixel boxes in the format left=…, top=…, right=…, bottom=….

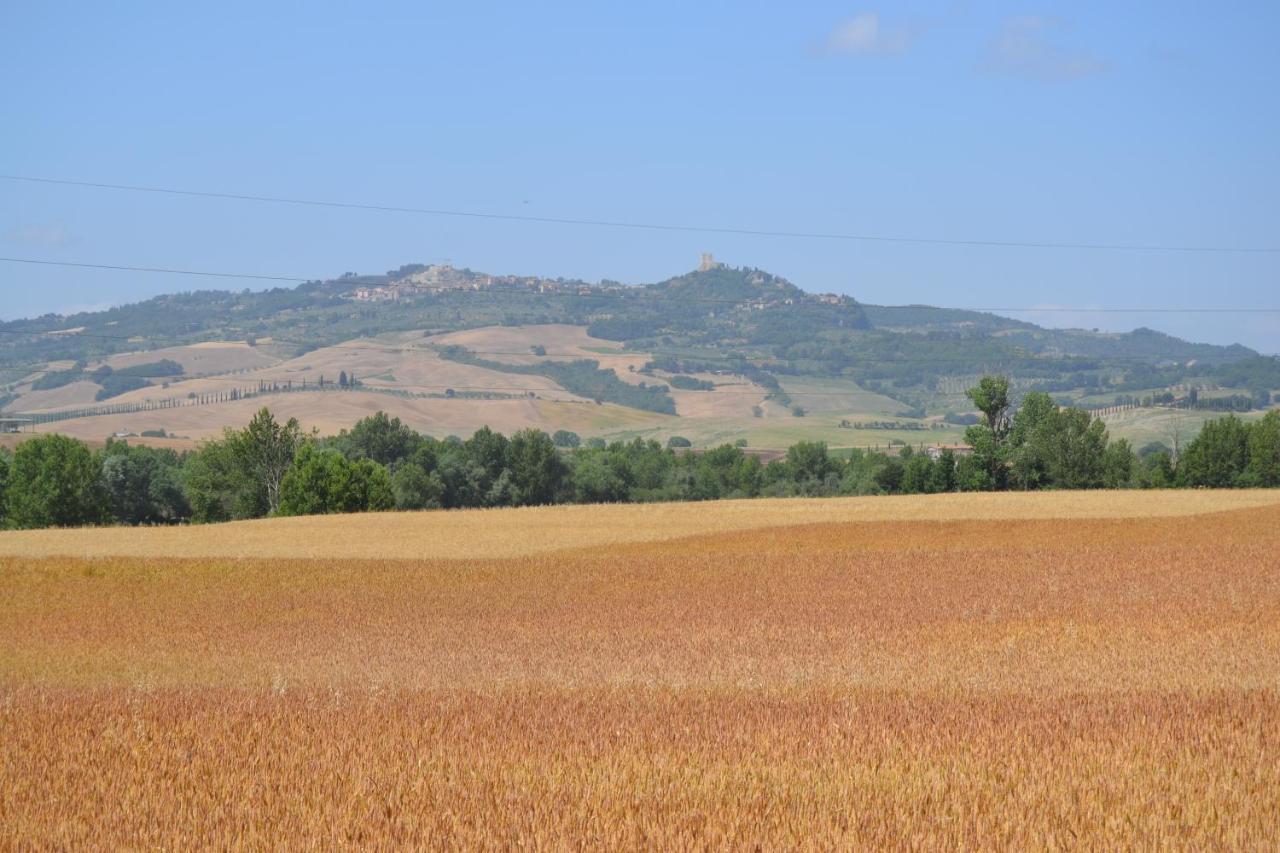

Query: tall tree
left=1041, top=408, right=1108, bottom=489
left=968, top=376, right=1013, bottom=439
left=333, top=411, right=424, bottom=467
left=964, top=376, right=1013, bottom=489
left=1008, top=391, right=1057, bottom=490
left=1179, top=415, right=1250, bottom=487
left=230, top=408, right=306, bottom=514
left=507, top=429, right=565, bottom=506
left=184, top=435, right=257, bottom=522
left=1102, top=438, right=1135, bottom=489
left=465, top=426, right=510, bottom=485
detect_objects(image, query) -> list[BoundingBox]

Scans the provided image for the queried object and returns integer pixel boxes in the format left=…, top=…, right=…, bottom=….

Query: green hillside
left=1, top=261, right=1272, bottom=425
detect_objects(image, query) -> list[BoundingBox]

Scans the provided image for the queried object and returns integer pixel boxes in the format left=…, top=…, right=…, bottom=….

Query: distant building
left=352, top=285, right=399, bottom=302
left=925, top=443, right=973, bottom=461
left=0, top=417, right=33, bottom=434
left=698, top=253, right=721, bottom=272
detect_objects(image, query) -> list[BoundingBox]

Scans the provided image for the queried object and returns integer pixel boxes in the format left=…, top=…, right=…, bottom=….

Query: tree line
left=1, top=375, right=1278, bottom=529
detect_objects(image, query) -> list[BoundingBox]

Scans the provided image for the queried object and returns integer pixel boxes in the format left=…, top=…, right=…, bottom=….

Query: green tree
left=954, top=451, right=991, bottom=492
left=0, top=447, right=10, bottom=526
left=465, top=426, right=510, bottom=485
left=100, top=439, right=190, bottom=524
left=571, top=452, right=630, bottom=503
left=390, top=462, right=444, bottom=510
left=691, top=444, right=760, bottom=499
left=4, top=434, right=108, bottom=529
left=277, top=443, right=394, bottom=516
left=552, top=429, right=581, bottom=449
left=183, top=437, right=258, bottom=522
left=735, top=454, right=765, bottom=497
left=1040, top=408, right=1109, bottom=489
left=229, top=408, right=306, bottom=514
left=872, top=457, right=905, bottom=493
left=1008, top=391, right=1057, bottom=490
left=900, top=452, right=935, bottom=494
left=786, top=441, right=836, bottom=485
left=1132, top=443, right=1174, bottom=489
left=388, top=443, right=444, bottom=510
left=1245, top=410, right=1280, bottom=487
left=333, top=411, right=424, bottom=467
left=507, top=429, right=565, bottom=505
left=183, top=408, right=306, bottom=521
left=930, top=448, right=957, bottom=493
left=622, top=438, right=676, bottom=497
left=1101, top=438, right=1135, bottom=489
left=1179, top=415, right=1250, bottom=487
left=969, top=375, right=1013, bottom=438
left=964, top=376, right=1013, bottom=489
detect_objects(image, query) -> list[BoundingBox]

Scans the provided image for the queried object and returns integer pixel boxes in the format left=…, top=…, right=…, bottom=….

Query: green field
left=778, top=376, right=907, bottom=416
left=1101, top=407, right=1269, bottom=449
left=598, top=411, right=965, bottom=451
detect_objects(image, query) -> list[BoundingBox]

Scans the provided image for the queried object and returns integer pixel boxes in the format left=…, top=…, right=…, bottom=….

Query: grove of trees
left=1, top=376, right=1279, bottom=530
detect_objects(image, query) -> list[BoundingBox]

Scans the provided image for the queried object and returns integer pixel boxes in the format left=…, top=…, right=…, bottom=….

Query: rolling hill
left=2, top=259, right=1276, bottom=449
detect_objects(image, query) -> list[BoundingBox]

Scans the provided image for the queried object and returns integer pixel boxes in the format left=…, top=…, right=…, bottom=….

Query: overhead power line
left=4, top=173, right=1279, bottom=254
left=2, top=256, right=1279, bottom=313
left=0, top=256, right=306, bottom=283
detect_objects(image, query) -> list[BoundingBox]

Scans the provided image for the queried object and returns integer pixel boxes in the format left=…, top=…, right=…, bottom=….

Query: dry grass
left=13, top=379, right=103, bottom=412
left=28, top=391, right=673, bottom=445
left=103, top=340, right=280, bottom=375
left=2, top=493, right=1279, bottom=847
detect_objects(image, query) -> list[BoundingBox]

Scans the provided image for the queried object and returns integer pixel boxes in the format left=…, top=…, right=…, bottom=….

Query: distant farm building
left=925, top=443, right=973, bottom=460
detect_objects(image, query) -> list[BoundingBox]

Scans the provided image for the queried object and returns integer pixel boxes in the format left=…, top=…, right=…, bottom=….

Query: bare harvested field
left=28, top=392, right=671, bottom=445
left=103, top=340, right=281, bottom=376
left=2, top=491, right=1279, bottom=847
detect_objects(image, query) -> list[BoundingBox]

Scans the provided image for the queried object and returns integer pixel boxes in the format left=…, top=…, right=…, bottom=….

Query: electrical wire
left=5, top=173, right=1278, bottom=254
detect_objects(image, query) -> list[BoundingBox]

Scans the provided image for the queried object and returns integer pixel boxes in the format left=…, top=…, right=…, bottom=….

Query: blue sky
left=2, top=1, right=1277, bottom=350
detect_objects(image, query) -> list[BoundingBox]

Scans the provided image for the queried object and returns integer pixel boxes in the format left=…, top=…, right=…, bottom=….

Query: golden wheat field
left=3, top=491, right=1280, bottom=848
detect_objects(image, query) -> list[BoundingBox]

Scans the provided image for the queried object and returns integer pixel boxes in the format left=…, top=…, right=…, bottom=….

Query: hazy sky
left=2, top=2, right=1277, bottom=350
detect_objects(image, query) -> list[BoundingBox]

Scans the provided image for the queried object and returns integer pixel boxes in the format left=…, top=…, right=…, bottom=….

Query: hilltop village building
left=344, top=257, right=858, bottom=315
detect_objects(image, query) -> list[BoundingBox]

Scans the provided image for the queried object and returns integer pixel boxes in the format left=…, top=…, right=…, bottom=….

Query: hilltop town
left=348, top=254, right=853, bottom=311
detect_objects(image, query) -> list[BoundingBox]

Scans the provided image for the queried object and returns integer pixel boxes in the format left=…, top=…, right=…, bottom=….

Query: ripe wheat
left=2, top=493, right=1278, bottom=847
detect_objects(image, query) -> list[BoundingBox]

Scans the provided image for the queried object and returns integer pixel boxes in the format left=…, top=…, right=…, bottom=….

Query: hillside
left=2, top=259, right=1276, bottom=448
